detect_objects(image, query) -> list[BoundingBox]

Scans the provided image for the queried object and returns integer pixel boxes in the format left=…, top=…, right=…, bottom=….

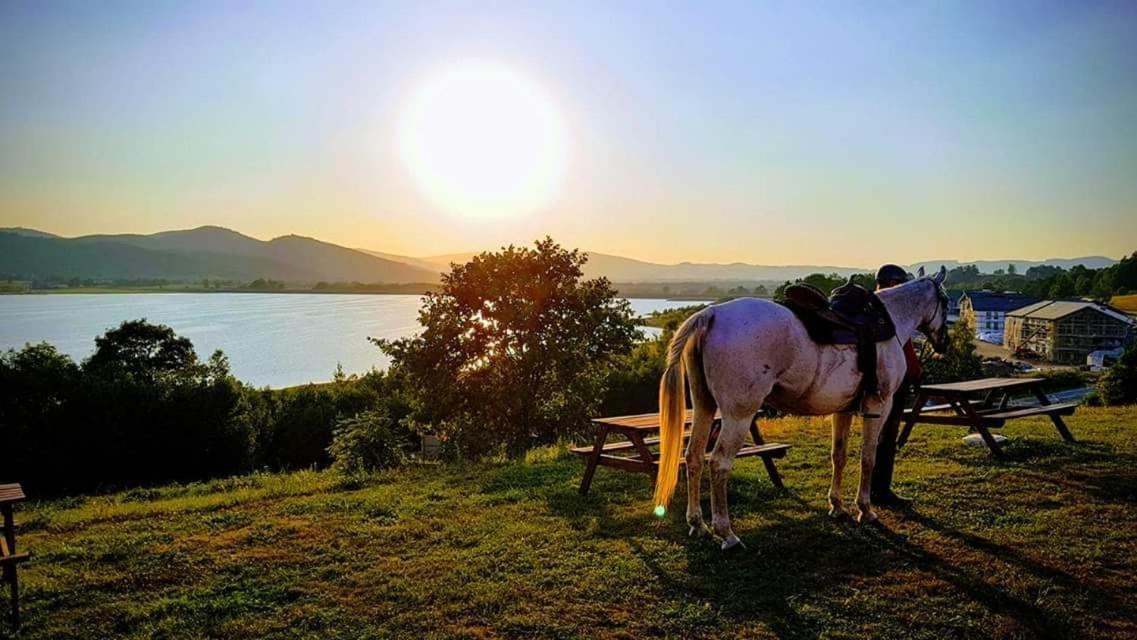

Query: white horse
left=655, top=267, right=950, bottom=549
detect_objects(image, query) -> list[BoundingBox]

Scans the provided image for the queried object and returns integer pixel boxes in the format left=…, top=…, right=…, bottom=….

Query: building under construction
left=1004, top=300, right=1134, bottom=364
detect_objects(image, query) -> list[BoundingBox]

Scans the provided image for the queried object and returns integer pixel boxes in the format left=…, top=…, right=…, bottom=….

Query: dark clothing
left=873, top=341, right=920, bottom=498
left=873, top=377, right=914, bottom=497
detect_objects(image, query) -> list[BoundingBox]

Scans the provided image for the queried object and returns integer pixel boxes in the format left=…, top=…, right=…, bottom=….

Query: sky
left=1, top=1, right=1136, bottom=268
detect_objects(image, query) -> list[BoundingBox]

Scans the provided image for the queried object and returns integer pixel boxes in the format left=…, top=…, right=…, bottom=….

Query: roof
left=961, top=291, right=1040, bottom=313
left=1008, top=300, right=1135, bottom=324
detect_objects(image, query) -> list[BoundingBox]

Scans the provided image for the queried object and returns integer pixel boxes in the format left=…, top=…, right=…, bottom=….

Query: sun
left=397, top=61, right=569, bottom=219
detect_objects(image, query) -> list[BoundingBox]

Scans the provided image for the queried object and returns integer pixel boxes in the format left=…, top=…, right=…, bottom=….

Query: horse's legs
left=856, top=396, right=893, bottom=524
left=685, top=404, right=716, bottom=536
left=828, top=412, right=853, bottom=517
left=709, top=414, right=750, bottom=550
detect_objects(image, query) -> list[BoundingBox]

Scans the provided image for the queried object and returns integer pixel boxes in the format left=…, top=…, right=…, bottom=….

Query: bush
left=0, top=321, right=255, bottom=494
left=920, top=314, right=983, bottom=384
left=328, top=411, right=406, bottom=474
left=1097, top=344, right=1137, bottom=406
left=257, top=370, right=408, bottom=470
left=0, top=321, right=408, bottom=495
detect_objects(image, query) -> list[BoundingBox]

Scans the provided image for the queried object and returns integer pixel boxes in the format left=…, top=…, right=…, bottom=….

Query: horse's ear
left=933, top=265, right=946, bottom=284
left=916, top=266, right=925, bottom=278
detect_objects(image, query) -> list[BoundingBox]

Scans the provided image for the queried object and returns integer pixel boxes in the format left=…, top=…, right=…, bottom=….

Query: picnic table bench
left=898, top=377, right=1076, bottom=457
left=573, top=411, right=791, bottom=494
left=1, top=483, right=28, bottom=629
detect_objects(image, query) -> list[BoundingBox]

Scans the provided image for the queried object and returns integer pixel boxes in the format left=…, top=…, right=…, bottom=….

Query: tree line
left=942, top=253, right=1137, bottom=299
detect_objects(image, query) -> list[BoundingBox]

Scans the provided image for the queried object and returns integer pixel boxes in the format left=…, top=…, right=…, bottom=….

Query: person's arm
left=903, top=340, right=923, bottom=382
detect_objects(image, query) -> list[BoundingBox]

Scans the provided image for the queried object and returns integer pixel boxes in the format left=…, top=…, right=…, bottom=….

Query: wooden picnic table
left=573, top=411, right=791, bottom=494
left=897, top=377, right=1076, bottom=457
left=0, top=483, right=28, bottom=629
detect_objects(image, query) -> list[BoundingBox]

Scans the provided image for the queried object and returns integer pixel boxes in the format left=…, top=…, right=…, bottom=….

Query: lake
left=0, top=294, right=706, bottom=388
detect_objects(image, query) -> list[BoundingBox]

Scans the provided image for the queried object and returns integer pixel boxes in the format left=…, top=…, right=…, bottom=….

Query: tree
left=378, top=238, right=638, bottom=459
left=753, top=284, right=769, bottom=297
left=1113, top=252, right=1137, bottom=293
left=1007, top=263, right=1017, bottom=275
left=920, top=314, right=983, bottom=384
left=1096, top=344, right=1137, bottom=406
left=85, top=319, right=200, bottom=381
left=1092, top=270, right=1116, bottom=301
left=1026, top=265, right=1062, bottom=281
left=1049, top=273, right=1076, bottom=298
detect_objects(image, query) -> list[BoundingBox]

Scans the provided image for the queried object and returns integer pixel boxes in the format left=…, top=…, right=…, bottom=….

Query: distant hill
left=2, top=225, right=1121, bottom=286
left=404, top=250, right=868, bottom=282
left=0, top=227, right=61, bottom=239
left=0, top=227, right=439, bottom=284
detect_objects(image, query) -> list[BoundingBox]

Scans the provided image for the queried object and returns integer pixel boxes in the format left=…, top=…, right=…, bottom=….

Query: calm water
left=0, top=294, right=705, bottom=388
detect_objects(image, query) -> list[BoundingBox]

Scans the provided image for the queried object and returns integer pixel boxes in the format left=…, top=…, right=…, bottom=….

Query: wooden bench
left=0, top=483, right=28, bottom=630
left=574, top=411, right=791, bottom=494
left=898, top=378, right=1078, bottom=456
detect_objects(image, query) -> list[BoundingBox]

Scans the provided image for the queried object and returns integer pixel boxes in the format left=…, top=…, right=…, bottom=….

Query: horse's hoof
left=720, top=535, right=745, bottom=551
left=857, top=510, right=879, bottom=525
left=688, top=524, right=710, bottom=538
left=828, top=506, right=848, bottom=519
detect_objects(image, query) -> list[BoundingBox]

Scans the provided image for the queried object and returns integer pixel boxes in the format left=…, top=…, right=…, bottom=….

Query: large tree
left=377, top=238, right=638, bottom=458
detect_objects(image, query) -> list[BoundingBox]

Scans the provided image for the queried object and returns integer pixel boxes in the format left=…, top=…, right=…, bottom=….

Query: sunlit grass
left=1111, top=294, right=1137, bottom=314
left=11, top=407, right=1137, bottom=639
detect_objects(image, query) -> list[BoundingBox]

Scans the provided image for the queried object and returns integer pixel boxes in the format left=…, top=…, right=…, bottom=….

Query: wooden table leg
left=897, top=388, right=928, bottom=449
left=959, top=398, right=1003, bottom=457
left=579, top=424, right=610, bottom=495
left=1032, top=386, right=1076, bottom=443
left=628, top=432, right=658, bottom=484
left=748, top=420, right=785, bottom=490
left=2, top=504, right=16, bottom=629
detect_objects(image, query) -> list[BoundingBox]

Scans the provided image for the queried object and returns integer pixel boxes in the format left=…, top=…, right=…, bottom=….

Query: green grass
left=9, top=407, right=1137, bottom=639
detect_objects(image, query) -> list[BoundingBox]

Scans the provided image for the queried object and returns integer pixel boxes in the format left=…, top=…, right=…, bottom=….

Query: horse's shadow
left=544, top=472, right=1082, bottom=639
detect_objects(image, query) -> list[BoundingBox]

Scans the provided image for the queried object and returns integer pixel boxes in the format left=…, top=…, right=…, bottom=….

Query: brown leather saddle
left=778, top=279, right=896, bottom=416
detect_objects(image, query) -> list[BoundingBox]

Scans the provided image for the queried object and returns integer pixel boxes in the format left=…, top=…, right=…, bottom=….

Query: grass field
left=9, top=407, right=1137, bottom=639
left=1112, top=294, right=1137, bottom=314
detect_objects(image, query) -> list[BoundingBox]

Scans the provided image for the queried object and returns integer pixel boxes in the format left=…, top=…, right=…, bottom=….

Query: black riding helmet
left=875, top=263, right=910, bottom=287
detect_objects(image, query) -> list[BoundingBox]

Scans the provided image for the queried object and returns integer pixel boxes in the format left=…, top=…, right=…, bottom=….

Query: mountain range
left=0, top=226, right=1120, bottom=285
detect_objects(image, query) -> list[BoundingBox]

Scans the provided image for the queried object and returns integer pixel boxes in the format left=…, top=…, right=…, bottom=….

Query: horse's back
left=701, top=297, right=817, bottom=378
left=704, top=297, right=804, bottom=345
left=701, top=297, right=861, bottom=415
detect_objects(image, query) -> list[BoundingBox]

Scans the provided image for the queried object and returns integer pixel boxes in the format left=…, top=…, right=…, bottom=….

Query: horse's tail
left=653, top=308, right=714, bottom=513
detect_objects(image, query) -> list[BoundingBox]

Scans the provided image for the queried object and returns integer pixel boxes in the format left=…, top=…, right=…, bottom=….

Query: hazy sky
left=2, top=1, right=1135, bottom=267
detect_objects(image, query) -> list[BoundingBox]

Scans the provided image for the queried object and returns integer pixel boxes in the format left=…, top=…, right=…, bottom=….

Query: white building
left=959, top=291, right=1041, bottom=344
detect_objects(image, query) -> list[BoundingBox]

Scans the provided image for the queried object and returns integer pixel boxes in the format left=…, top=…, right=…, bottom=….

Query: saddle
left=778, top=279, right=896, bottom=416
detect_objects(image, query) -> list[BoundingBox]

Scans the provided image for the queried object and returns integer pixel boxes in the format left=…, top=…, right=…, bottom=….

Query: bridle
left=917, top=279, right=950, bottom=352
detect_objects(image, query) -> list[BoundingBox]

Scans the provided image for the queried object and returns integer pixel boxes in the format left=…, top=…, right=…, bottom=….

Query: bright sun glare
left=398, top=61, right=569, bottom=219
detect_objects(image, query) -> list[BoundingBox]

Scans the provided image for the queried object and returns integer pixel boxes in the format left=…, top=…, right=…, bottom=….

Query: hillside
left=2, top=225, right=1121, bottom=287
left=13, top=407, right=1137, bottom=639
left=0, top=228, right=439, bottom=284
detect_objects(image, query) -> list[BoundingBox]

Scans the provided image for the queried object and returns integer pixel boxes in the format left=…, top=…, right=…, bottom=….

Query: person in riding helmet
left=872, top=263, right=921, bottom=508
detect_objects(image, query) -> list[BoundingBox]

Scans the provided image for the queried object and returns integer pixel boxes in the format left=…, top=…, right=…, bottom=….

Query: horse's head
left=915, top=265, right=950, bottom=353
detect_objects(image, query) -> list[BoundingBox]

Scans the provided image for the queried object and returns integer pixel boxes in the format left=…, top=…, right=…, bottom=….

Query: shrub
left=920, top=314, right=983, bottom=384
left=1097, top=344, right=1137, bottom=406
left=328, top=411, right=406, bottom=474
left=0, top=321, right=255, bottom=494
